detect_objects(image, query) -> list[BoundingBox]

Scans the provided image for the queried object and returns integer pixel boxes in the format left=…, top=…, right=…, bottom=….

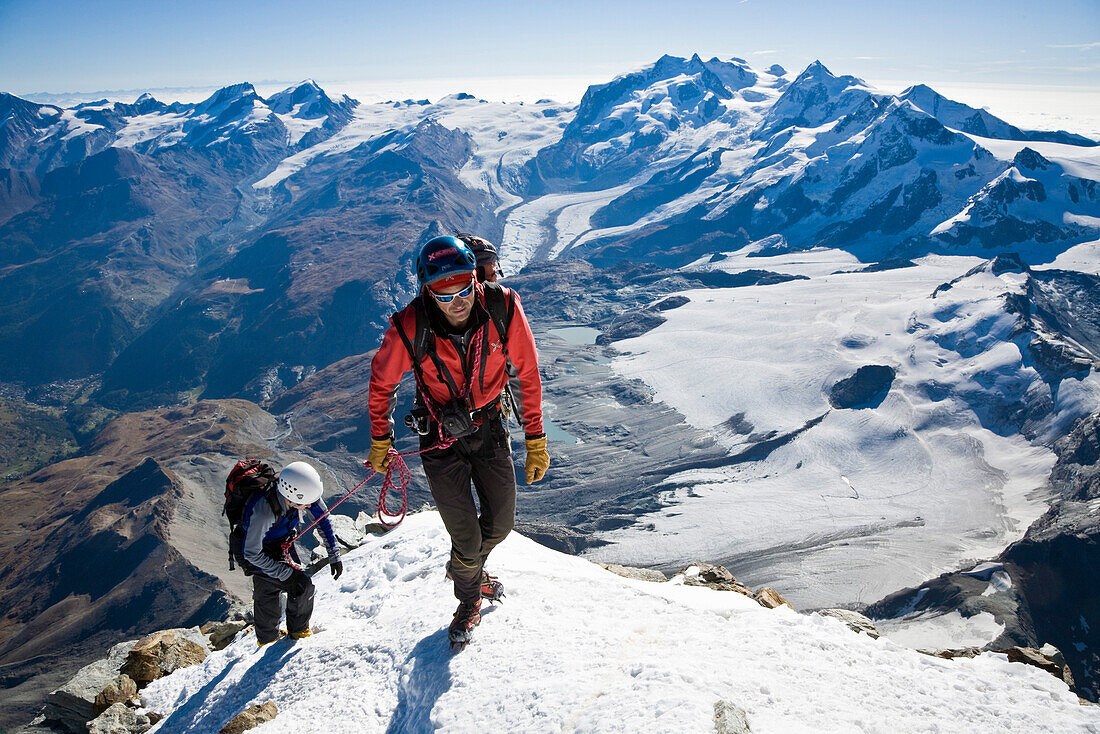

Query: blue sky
left=1, top=0, right=1097, bottom=97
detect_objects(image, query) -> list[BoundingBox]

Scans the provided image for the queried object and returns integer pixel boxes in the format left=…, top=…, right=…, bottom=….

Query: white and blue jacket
left=241, top=491, right=340, bottom=581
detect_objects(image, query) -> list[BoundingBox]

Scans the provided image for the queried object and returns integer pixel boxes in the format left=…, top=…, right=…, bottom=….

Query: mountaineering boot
left=257, top=629, right=288, bottom=646
left=445, top=563, right=506, bottom=603
left=448, top=599, right=482, bottom=645
left=288, top=627, right=312, bottom=639
left=479, top=570, right=505, bottom=604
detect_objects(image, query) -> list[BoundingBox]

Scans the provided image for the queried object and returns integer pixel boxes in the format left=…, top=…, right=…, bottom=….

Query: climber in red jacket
left=366, top=235, right=550, bottom=645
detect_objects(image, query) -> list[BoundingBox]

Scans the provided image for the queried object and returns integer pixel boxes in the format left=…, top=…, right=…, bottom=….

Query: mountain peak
left=197, top=83, right=261, bottom=112
left=1013, top=146, right=1051, bottom=171
left=799, top=60, right=834, bottom=80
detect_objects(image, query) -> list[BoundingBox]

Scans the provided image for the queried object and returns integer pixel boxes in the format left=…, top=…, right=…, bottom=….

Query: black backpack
left=223, top=459, right=280, bottom=572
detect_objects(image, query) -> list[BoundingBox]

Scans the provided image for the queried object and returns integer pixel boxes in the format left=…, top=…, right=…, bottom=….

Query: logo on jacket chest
left=490, top=340, right=503, bottom=354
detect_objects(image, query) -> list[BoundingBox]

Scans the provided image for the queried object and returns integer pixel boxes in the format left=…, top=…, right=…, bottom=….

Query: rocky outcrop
left=754, top=587, right=794, bottom=610
left=121, top=629, right=208, bottom=687
left=676, top=563, right=793, bottom=611
left=828, top=365, right=896, bottom=409
left=87, top=702, right=159, bottom=734
left=714, top=700, right=753, bottom=733
left=814, top=609, right=880, bottom=638
left=922, top=644, right=1075, bottom=689
left=1004, top=645, right=1075, bottom=688
left=93, top=675, right=138, bottom=716
left=218, top=702, right=278, bottom=734
left=30, top=627, right=208, bottom=732
left=201, top=620, right=250, bottom=651
left=596, top=310, right=667, bottom=345
left=36, top=639, right=138, bottom=733
left=599, top=563, right=667, bottom=583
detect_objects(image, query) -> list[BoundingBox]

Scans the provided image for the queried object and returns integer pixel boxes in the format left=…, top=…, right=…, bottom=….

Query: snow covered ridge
left=0, top=80, right=358, bottom=171
left=83, top=514, right=1098, bottom=733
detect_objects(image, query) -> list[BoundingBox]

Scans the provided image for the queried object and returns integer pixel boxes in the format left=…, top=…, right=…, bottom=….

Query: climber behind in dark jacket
left=241, top=461, right=343, bottom=646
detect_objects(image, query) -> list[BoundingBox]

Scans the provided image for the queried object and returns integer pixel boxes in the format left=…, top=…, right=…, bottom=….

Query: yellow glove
left=367, top=437, right=393, bottom=473
left=524, top=435, right=550, bottom=484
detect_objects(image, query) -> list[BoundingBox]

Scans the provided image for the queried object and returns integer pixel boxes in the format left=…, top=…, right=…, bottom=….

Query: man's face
left=428, top=273, right=476, bottom=327
left=477, top=261, right=500, bottom=283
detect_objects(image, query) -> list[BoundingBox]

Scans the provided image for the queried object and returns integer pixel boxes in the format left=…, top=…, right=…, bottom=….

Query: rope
left=280, top=441, right=447, bottom=570
left=281, top=324, right=490, bottom=570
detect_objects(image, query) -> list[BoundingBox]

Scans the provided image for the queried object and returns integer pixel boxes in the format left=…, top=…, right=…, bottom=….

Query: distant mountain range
left=1, top=59, right=1096, bottom=403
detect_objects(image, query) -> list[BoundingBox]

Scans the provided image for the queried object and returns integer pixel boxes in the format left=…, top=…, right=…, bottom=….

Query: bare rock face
left=922, top=644, right=1074, bottom=687
left=814, top=608, right=880, bottom=638
left=678, top=563, right=755, bottom=597
left=754, top=587, right=793, bottom=610
left=599, top=563, right=667, bottom=583
left=93, top=674, right=138, bottom=716
left=321, top=512, right=366, bottom=549
left=828, top=364, right=896, bottom=409
left=120, top=629, right=208, bottom=687
left=38, top=638, right=138, bottom=733
left=201, top=620, right=250, bottom=651
left=218, top=701, right=278, bottom=734
left=926, top=647, right=983, bottom=660
left=714, top=700, right=753, bottom=733
left=1004, top=645, right=1076, bottom=688
left=87, top=702, right=155, bottom=734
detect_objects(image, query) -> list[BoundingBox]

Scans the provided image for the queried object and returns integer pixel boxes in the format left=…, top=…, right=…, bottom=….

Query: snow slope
left=595, top=251, right=1100, bottom=608
left=252, top=94, right=567, bottom=197
left=139, top=512, right=1095, bottom=734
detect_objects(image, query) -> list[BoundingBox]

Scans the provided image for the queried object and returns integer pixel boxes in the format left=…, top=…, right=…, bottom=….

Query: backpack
left=392, top=281, right=518, bottom=414
left=223, top=459, right=280, bottom=572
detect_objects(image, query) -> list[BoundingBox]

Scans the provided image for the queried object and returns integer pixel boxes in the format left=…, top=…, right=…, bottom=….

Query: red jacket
left=369, top=283, right=544, bottom=439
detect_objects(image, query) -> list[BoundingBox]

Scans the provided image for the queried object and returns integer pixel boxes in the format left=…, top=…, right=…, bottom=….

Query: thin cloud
left=853, top=56, right=883, bottom=61
left=752, top=50, right=779, bottom=56
left=1048, top=41, right=1100, bottom=50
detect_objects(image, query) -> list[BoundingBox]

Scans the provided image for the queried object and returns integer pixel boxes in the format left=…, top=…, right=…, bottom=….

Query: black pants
left=253, top=572, right=314, bottom=643
left=422, top=412, right=516, bottom=603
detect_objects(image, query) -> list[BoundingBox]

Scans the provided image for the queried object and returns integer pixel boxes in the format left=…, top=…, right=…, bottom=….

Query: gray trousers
left=422, top=412, right=516, bottom=603
left=253, top=572, right=314, bottom=643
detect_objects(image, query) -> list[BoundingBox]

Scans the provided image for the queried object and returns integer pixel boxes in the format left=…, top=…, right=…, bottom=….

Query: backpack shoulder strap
left=391, top=296, right=464, bottom=406
left=482, top=282, right=514, bottom=347
left=263, top=481, right=282, bottom=518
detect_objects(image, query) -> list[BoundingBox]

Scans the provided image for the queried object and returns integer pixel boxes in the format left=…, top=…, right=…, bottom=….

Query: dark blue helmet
left=416, top=236, right=477, bottom=287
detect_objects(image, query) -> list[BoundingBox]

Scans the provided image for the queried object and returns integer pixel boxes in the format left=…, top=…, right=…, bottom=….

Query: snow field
left=596, top=253, right=1100, bottom=609
left=140, top=512, right=1096, bottom=733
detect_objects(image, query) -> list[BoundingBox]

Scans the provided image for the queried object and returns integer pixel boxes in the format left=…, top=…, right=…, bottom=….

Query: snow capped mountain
left=135, top=512, right=1093, bottom=733
left=525, top=54, right=773, bottom=190
left=754, top=60, right=878, bottom=138
left=899, top=83, right=1097, bottom=147
left=933, top=146, right=1100, bottom=254
left=0, top=81, right=361, bottom=172
left=512, top=58, right=1099, bottom=270
left=266, top=79, right=358, bottom=147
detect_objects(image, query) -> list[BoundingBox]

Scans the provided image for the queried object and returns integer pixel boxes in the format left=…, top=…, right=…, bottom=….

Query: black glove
left=287, top=569, right=313, bottom=596
left=330, top=560, right=343, bottom=580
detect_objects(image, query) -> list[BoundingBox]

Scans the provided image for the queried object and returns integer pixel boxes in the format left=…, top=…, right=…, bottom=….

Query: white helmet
left=277, top=461, right=323, bottom=505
